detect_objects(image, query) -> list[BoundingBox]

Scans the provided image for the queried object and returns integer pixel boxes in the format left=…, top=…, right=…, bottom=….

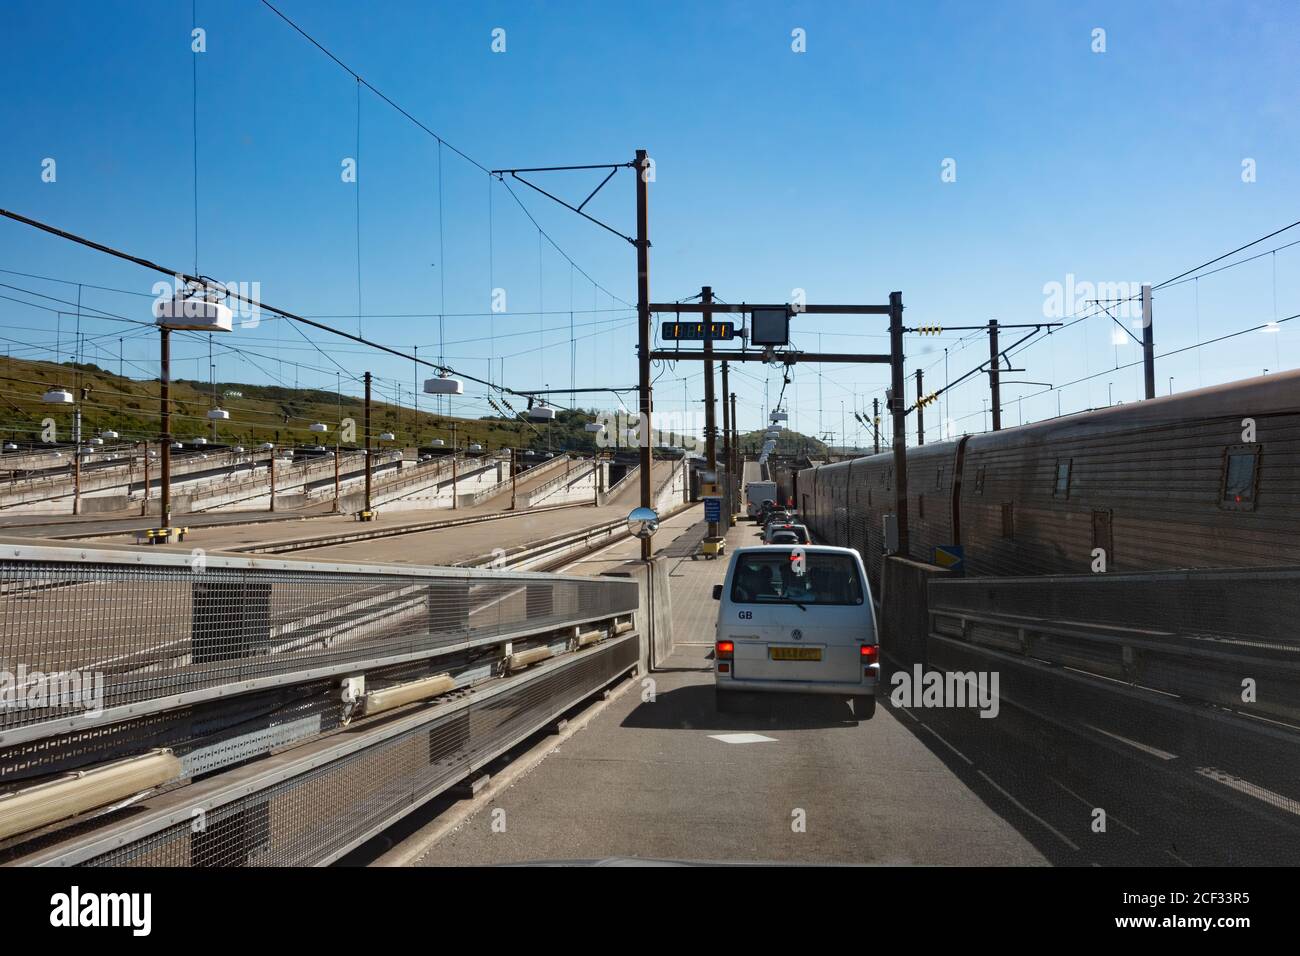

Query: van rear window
left=730, top=552, right=864, bottom=606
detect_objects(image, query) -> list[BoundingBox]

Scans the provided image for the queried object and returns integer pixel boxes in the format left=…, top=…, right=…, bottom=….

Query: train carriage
left=798, top=369, right=1300, bottom=582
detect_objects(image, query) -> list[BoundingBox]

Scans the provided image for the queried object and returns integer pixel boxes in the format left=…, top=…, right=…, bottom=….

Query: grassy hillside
left=736, top=427, right=830, bottom=459
left=0, top=355, right=606, bottom=453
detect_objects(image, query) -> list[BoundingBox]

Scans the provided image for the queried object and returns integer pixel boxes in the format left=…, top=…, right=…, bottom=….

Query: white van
left=745, top=481, right=777, bottom=519
left=712, top=545, right=878, bottom=719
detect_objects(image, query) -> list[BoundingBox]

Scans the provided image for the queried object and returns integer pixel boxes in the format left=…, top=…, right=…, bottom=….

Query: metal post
left=988, top=319, right=1002, bottom=431
left=363, top=371, right=373, bottom=516
left=1141, top=283, right=1155, bottom=400
left=141, top=441, right=150, bottom=516
left=268, top=447, right=276, bottom=512
left=916, top=368, right=925, bottom=446
left=634, top=148, right=652, bottom=559
left=333, top=438, right=340, bottom=513
left=511, top=445, right=518, bottom=510
left=729, top=391, right=738, bottom=487
left=701, top=286, right=718, bottom=540
left=721, top=360, right=731, bottom=517
left=72, top=414, right=81, bottom=517
left=451, top=422, right=458, bottom=509
left=159, top=326, right=172, bottom=529
left=872, top=397, right=880, bottom=454
left=889, top=291, right=909, bottom=558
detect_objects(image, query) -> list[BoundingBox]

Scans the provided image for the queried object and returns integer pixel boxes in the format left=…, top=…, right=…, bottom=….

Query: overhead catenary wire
left=0, top=208, right=581, bottom=411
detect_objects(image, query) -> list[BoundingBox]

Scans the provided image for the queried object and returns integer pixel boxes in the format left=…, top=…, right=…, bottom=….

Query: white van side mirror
left=712, top=584, right=723, bottom=600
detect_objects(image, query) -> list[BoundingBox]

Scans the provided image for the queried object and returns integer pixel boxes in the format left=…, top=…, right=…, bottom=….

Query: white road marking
left=977, top=769, right=1081, bottom=852
left=709, top=732, right=777, bottom=744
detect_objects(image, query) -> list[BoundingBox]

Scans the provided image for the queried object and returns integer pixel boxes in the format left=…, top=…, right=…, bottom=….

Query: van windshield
left=730, top=551, right=864, bottom=606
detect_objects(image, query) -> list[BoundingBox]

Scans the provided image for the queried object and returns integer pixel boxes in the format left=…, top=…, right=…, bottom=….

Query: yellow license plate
left=769, top=646, right=822, bottom=661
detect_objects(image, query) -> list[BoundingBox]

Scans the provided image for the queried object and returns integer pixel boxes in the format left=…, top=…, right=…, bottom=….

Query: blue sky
left=1, top=0, right=1297, bottom=445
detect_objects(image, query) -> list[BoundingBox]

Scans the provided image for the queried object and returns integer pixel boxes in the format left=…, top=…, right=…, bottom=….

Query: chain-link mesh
left=0, top=552, right=638, bottom=740
left=59, top=636, right=637, bottom=867
left=929, top=568, right=1300, bottom=725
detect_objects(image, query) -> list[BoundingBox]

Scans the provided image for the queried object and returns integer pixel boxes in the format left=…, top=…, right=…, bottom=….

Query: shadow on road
left=879, top=660, right=1300, bottom=866
left=620, top=682, right=862, bottom=732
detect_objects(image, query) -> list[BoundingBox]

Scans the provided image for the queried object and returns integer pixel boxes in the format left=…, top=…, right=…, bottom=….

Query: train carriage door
left=951, top=436, right=969, bottom=545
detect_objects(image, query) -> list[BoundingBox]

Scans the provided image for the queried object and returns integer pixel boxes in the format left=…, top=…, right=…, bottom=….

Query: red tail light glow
left=716, top=640, right=735, bottom=661
left=860, top=644, right=879, bottom=664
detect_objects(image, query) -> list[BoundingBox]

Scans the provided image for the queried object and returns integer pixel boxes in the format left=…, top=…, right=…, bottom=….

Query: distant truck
left=745, top=481, right=777, bottom=519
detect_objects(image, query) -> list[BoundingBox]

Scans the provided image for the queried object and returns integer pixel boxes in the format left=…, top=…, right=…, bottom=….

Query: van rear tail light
left=860, top=644, right=879, bottom=664
left=716, top=640, right=735, bottom=661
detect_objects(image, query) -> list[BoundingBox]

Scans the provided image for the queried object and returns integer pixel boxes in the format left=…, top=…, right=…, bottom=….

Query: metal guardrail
left=229, top=501, right=588, bottom=555
left=928, top=567, right=1300, bottom=726
left=604, top=464, right=639, bottom=500
left=0, top=449, right=263, bottom=506
left=525, top=460, right=597, bottom=506
left=922, top=568, right=1300, bottom=838
left=0, top=542, right=640, bottom=749
left=654, top=458, right=688, bottom=514
left=12, top=633, right=638, bottom=866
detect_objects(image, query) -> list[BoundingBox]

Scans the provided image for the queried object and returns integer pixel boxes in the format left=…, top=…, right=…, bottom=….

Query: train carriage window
left=1000, top=502, right=1014, bottom=538
left=918, top=493, right=925, bottom=520
left=1053, top=458, right=1073, bottom=497
left=935, top=465, right=944, bottom=489
left=975, top=465, right=987, bottom=494
left=1220, top=445, right=1261, bottom=511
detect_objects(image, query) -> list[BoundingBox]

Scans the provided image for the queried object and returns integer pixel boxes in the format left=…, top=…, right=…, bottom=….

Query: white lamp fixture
left=431, top=439, right=445, bottom=447
left=232, top=446, right=245, bottom=454
left=770, top=410, right=788, bottom=422
left=170, top=441, right=184, bottom=450
left=101, top=429, right=119, bottom=440
left=379, top=431, right=395, bottom=442
left=309, top=422, right=328, bottom=433
left=468, top=443, right=483, bottom=453
left=207, top=408, right=230, bottom=421
left=528, top=403, right=556, bottom=421
left=193, top=437, right=207, bottom=446
left=88, top=437, right=104, bottom=446
left=584, top=422, right=605, bottom=433
left=260, top=442, right=274, bottom=451
left=42, top=387, right=74, bottom=405
left=2, top=442, right=16, bottom=452
left=153, top=287, right=233, bottom=332
left=423, top=374, right=464, bottom=395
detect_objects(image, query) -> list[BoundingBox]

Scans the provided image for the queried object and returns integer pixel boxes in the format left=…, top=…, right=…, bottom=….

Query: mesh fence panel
left=929, top=568, right=1300, bottom=724
left=0, top=554, right=638, bottom=740
left=72, top=636, right=636, bottom=867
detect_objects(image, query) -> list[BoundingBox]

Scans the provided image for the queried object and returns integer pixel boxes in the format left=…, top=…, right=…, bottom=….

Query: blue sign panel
left=704, top=497, right=722, bottom=522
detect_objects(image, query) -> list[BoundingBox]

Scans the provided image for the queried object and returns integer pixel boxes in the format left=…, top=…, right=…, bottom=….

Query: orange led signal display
left=661, top=321, right=737, bottom=341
